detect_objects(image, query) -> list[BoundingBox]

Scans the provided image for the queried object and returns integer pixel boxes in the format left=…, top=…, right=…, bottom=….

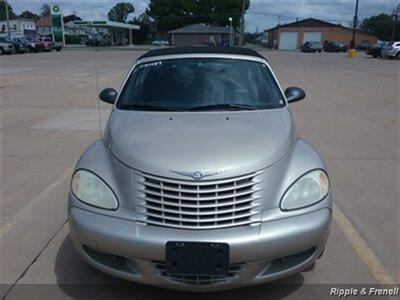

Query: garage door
left=303, top=32, right=322, bottom=43
left=279, top=31, right=298, bottom=50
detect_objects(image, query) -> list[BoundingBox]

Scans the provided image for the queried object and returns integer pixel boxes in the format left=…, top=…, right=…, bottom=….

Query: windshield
left=117, top=58, right=285, bottom=111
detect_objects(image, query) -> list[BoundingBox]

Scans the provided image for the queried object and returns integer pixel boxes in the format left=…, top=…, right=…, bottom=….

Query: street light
left=229, top=17, right=233, bottom=47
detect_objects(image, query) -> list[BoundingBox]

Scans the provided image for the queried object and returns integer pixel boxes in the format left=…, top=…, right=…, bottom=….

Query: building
left=35, top=16, right=52, bottom=36
left=267, top=18, right=377, bottom=50
left=0, top=18, right=36, bottom=37
left=169, top=24, right=231, bottom=46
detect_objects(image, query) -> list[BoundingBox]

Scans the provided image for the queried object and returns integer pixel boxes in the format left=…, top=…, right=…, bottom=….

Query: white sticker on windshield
left=139, top=61, right=162, bottom=68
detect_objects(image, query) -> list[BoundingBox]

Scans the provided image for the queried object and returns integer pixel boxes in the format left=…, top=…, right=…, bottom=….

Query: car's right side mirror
left=285, top=87, right=306, bottom=103
left=99, top=88, right=117, bottom=104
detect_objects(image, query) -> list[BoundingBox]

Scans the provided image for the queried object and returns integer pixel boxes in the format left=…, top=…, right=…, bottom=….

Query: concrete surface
left=0, top=49, right=399, bottom=299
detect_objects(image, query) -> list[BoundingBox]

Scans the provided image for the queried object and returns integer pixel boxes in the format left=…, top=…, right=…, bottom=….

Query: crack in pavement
left=2, top=220, right=69, bottom=300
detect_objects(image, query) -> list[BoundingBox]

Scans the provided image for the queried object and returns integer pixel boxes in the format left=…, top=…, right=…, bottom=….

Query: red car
left=33, top=37, right=54, bottom=52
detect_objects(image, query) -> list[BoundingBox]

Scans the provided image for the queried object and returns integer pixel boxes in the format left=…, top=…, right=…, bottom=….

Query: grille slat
left=144, top=202, right=260, bottom=216
left=138, top=187, right=259, bottom=201
left=137, top=179, right=258, bottom=194
left=135, top=171, right=263, bottom=230
left=153, top=262, right=244, bottom=286
left=140, top=195, right=260, bottom=209
left=144, top=210, right=259, bottom=223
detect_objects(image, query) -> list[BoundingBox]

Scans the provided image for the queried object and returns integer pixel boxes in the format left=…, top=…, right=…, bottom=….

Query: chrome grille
left=152, top=261, right=244, bottom=286
left=135, top=171, right=263, bottom=229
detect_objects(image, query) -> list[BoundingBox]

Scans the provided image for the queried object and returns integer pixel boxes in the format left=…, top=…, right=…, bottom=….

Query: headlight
left=280, top=169, right=329, bottom=211
left=71, top=170, right=118, bottom=210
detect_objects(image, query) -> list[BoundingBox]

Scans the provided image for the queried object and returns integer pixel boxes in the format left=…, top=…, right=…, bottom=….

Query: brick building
left=169, top=24, right=231, bottom=46
left=267, top=18, right=377, bottom=50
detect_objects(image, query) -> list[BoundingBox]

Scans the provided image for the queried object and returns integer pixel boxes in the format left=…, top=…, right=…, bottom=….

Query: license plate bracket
left=166, top=241, right=229, bottom=276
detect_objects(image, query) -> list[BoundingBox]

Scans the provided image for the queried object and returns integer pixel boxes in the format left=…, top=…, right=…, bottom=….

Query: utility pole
left=348, top=0, right=359, bottom=57
left=392, top=4, right=399, bottom=41
left=350, top=0, right=359, bottom=49
left=5, top=0, right=11, bottom=40
left=239, top=0, right=246, bottom=46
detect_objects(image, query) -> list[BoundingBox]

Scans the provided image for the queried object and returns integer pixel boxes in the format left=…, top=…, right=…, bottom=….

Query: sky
left=8, top=0, right=399, bottom=32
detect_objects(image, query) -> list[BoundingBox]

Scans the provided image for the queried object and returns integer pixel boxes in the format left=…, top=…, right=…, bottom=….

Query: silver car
left=69, top=47, right=332, bottom=291
left=381, top=41, right=400, bottom=59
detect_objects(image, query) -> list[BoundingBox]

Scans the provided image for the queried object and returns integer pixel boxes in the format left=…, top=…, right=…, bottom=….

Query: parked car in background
left=53, top=41, right=63, bottom=51
left=365, top=41, right=388, bottom=58
left=0, top=37, right=15, bottom=54
left=357, top=41, right=371, bottom=51
left=7, top=38, right=29, bottom=54
left=85, top=37, right=111, bottom=47
left=34, top=37, right=53, bottom=52
left=13, top=37, right=38, bottom=53
left=152, top=39, right=170, bottom=46
left=324, top=41, right=348, bottom=53
left=301, top=41, right=322, bottom=53
left=381, top=41, right=400, bottom=59
left=25, top=36, right=42, bottom=52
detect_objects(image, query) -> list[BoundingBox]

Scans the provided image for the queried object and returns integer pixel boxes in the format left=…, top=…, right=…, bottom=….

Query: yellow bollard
left=348, top=48, right=357, bottom=58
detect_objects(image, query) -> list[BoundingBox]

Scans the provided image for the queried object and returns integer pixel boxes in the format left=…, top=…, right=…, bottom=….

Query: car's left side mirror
left=285, top=87, right=306, bottom=103
left=99, top=87, right=117, bottom=104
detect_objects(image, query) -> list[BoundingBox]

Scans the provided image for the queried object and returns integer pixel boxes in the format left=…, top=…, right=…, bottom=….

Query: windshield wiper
left=189, top=103, right=257, bottom=111
left=123, top=104, right=182, bottom=111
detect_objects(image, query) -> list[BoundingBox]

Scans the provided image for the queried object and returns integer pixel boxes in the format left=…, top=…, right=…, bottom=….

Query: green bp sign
left=51, top=5, right=61, bottom=15
left=51, top=4, right=62, bottom=34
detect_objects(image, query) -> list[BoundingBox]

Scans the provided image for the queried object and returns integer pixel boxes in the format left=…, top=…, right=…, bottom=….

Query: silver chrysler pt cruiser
left=69, top=47, right=332, bottom=291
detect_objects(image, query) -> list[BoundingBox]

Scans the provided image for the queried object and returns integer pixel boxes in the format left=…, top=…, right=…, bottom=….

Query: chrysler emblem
left=171, top=170, right=225, bottom=180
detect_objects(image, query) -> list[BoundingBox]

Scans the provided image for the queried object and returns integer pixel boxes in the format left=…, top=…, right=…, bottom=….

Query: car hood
left=104, top=108, right=296, bottom=179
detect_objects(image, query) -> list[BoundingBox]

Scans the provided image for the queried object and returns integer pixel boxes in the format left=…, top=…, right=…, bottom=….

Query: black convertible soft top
left=138, top=46, right=265, bottom=60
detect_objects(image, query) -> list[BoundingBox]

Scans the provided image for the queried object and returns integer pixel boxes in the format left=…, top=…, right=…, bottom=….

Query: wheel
left=396, top=52, right=400, bottom=60
left=0, top=48, right=3, bottom=55
left=56, top=48, right=61, bottom=52
left=372, top=54, right=378, bottom=58
left=319, top=50, right=322, bottom=53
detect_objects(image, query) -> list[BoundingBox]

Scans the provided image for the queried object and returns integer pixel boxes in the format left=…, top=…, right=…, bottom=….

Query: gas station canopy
left=74, top=20, right=140, bottom=44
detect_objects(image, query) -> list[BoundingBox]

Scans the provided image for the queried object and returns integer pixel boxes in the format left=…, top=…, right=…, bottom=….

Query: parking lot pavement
left=1, top=50, right=398, bottom=299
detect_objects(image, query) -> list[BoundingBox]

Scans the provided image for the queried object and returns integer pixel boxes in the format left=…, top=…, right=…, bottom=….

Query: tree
left=0, top=0, right=16, bottom=21
left=146, top=0, right=249, bottom=31
left=360, top=13, right=400, bottom=41
left=108, top=2, right=135, bottom=23
left=63, top=14, right=81, bottom=24
left=129, top=13, right=154, bottom=43
left=40, top=3, right=51, bottom=17
left=19, top=10, right=40, bottom=20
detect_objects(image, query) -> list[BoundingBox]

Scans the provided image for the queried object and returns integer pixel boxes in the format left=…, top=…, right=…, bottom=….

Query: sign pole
left=61, top=15, right=66, bottom=46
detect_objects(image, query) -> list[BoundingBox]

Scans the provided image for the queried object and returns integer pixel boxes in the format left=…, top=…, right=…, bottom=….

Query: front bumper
left=2, top=47, right=14, bottom=54
left=69, top=194, right=332, bottom=291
